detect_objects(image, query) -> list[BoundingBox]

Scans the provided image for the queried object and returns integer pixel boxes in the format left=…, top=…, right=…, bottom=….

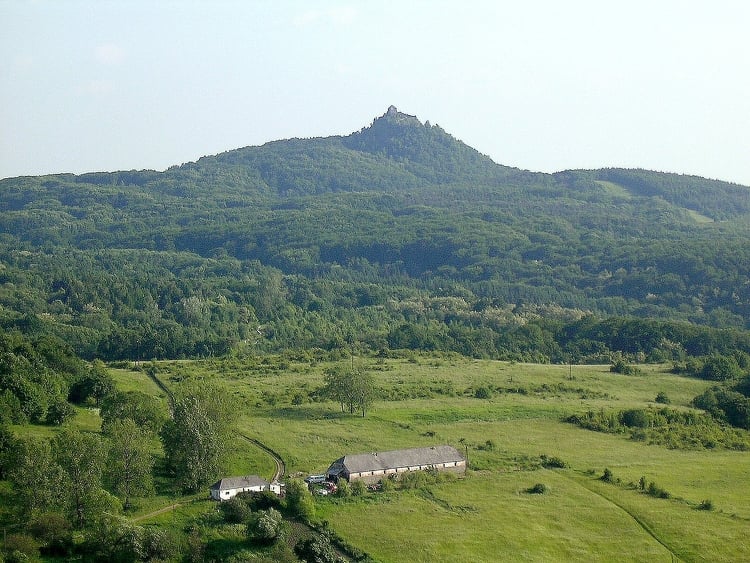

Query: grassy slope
left=12, top=357, right=742, bottom=560
left=146, top=356, right=750, bottom=561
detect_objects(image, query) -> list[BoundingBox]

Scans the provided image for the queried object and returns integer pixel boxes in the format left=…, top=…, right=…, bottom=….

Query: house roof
left=330, top=445, right=464, bottom=475
left=210, top=475, right=269, bottom=491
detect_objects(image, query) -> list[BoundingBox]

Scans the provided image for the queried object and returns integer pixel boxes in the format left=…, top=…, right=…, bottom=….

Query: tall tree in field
left=10, top=438, right=67, bottom=522
left=52, top=429, right=110, bottom=528
left=352, top=369, right=376, bottom=417
left=0, top=423, right=18, bottom=479
left=322, top=362, right=377, bottom=416
left=105, top=418, right=154, bottom=509
left=322, top=366, right=350, bottom=413
left=160, top=383, right=237, bottom=492
left=100, top=390, right=167, bottom=433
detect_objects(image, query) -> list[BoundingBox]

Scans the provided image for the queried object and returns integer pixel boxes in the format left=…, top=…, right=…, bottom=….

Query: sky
left=2, top=0, right=750, bottom=185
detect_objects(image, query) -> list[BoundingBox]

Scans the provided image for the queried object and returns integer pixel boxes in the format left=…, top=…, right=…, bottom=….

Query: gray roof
left=333, top=445, right=464, bottom=474
left=210, top=475, right=269, bottom=491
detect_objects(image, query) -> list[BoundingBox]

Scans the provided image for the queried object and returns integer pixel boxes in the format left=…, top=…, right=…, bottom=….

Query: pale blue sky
left=2, top=0, right=749, bottom=185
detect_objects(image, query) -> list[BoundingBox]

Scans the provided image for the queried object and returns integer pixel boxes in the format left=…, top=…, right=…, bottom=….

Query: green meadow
left=133, top=354, right=750, bottom=562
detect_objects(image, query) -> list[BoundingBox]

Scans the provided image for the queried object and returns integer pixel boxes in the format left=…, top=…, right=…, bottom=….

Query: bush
left=220, top=496, right=252, bottom=523
left=655, top=391, right=670, bottom=404
left=601, top=468, right=614, bottom=483
left=3, top=534, right=40, bottom=562
left=45, top=399, right=76, bottom=425
left=697, top=499, right=714, bottom=511
left=350, top=479, right=366, bottom=496
left=474, top=386, right=492, bottom=399
left=700, top=355, right=742, bottom=381
left=28, top=512, right=72, bottom=556
left=244, top=490, right=282, bottom=512
left=284, top=479, right=315, bottom=522
left=620, top=408, right=650, bottom=428
left=526, top=483, right=547, bottom=494
left=478, top=439, right=495, bottom=451
left=610, top=359, right=640, bottom=375
left=540, top=455, right=567, bottom=468
left=295, top=531, right=345, bottom=563
left=247, top=508, right=284, bottom=545
left=646, top=481, right=670, bottom=499
left=335, top=479, right=351, bottom=497
left=398, top=470, right=432, bottom=490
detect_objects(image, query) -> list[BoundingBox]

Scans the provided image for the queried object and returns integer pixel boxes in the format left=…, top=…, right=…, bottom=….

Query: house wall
left=347, top=459, right=466, bottom=484
left=212, top=484, right=266, bottom=501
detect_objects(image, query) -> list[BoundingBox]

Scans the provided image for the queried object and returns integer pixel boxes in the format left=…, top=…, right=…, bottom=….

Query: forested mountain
left=1, top=106, right=749, bottom=361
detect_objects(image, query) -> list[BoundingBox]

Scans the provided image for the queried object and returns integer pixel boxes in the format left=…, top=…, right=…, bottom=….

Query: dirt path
left=131, top=371, right=286, bottom=523
left=130, top=501, right=190, bottom=523
left=145, top=367, right=174, bottom=411
left=563, top=471, right=683, bottom=562
left=239, top=433, right=286, bottom=481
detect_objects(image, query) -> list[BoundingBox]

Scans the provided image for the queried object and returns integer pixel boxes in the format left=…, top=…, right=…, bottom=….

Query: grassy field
left=12, top=355, right=746, bottom=561
left=137, top=354, right=749, bottom=561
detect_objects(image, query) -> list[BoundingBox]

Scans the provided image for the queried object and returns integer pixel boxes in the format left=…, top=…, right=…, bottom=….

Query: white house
left=209, top=475, right=271, bottom=501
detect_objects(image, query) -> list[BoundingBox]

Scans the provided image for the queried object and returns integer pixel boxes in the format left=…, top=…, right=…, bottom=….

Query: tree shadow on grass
left=269, top=406, right=352, bottom=421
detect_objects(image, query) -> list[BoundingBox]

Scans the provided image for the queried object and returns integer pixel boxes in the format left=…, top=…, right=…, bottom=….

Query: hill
left=1, top=106, right=749, bottom=361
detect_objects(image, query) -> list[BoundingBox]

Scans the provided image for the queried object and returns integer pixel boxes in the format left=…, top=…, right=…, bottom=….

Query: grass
left=12, top=354, right=741, bottom=561
left=10, top=403, right=101, bottom=440
left=318, top=471, right=677, bottom=562
left=110, top=366, right=166, bottom=396
left=594, top=180, right=633, bottom=199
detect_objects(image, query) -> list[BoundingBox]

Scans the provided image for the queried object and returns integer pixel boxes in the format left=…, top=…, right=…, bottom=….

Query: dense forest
left=1, top=105, right=749, bottom=364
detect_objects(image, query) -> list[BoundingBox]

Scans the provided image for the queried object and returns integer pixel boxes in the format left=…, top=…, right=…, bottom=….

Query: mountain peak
left=380, top=105, right=422, bottom=126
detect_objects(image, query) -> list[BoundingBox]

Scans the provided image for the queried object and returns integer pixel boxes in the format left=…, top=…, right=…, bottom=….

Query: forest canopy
left=1, top=106, right=749, bottom=362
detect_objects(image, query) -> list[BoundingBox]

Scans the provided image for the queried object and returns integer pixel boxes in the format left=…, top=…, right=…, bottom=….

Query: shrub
left=620, top=409, right=650, bottom=428
left=335, top=479, right=351, bottom=497
left=27, top=512, right=72, bottom=556
left=655, top=391, right=670, bottom=404
left=45, top=399, right=76, bottom=425
left=646, top=481, right=670, bottom=499
left=478, top=439, right=495, bottom=451
left=3, top=533, right=40, bottom=562
left=379, top=476, right=395, bottom=492
left=697, top=499, right=714, bottom=511
left=474, top=386, right=492, bottom=399
left=601, top=468, right=614, bottom=483
left=700, top=355, right=742, bottom=381
left=247, top=508, right=284, bottom=545
left=284, top=479, right=316, bottom=522
left=610, top=359, right=640, bottom=375
left=295, top=531, right=345, bottom=563
left=526, top=483, right=548, bottom=494
left=220, top=496, right=251, bottom=523
left=244, top=490, right=282, bottom=512
left=350, top=479, right=366, bottom=496
left=540, top=455, right=567, bottom=468
left=398, top=471, right=424, bottom=490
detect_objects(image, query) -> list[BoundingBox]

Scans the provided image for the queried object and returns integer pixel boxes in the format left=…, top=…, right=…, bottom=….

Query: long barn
left=326, top=445, right=465, bottom=484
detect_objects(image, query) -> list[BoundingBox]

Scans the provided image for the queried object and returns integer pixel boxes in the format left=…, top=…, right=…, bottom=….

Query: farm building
left=209, top=475, right=283, bottom=501
left=326, top=445, right=465, bottom=484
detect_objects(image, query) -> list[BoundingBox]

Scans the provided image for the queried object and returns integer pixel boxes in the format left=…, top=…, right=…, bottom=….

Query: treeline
left=2, top=241, right=750, bottom=363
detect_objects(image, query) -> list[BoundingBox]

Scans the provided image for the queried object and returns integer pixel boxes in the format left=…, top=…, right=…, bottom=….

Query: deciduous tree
left=105, top=418, right=154, bottom=509
left=160, top=384, right=236, bottom=492
left=52, top=429, right=110, bottom=528
left=10, top=438, right=68, bottom=522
